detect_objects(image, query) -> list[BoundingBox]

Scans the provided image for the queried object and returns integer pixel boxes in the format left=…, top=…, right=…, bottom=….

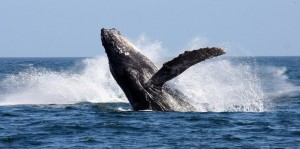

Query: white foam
left=116, top=107, right=132, bottom=112
left=0, top=56, right=126, bottom=105
left=167, top=58, right=266, bottom=112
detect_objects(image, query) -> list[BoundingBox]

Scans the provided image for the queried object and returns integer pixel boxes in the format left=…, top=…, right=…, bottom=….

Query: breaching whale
left=101, top=28, right=225, bottom=111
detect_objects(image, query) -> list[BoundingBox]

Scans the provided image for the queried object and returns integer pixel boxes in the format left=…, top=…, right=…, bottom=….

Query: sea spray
left=167, top=58, right=266, bottom=112
left=258, top=66, right=300, bottom=97
left=0, top=56, right=126, bottom=105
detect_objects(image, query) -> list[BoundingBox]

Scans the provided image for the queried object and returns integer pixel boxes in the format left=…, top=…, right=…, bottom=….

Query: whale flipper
left=147, top=47, right=225, bottom=87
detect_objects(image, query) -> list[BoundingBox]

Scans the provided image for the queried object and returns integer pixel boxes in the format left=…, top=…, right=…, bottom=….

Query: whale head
left=101, top=28, right=132, bottom=59
left=101, top=28, right=157, bottom=77
left=101, top=28, right=158, bottom=110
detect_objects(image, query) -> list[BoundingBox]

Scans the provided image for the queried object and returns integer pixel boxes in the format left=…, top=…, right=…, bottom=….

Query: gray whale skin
left=101, top=28, right=225, bottom=111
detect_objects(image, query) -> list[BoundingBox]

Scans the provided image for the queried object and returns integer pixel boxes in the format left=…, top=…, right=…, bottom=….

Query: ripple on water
left=291, top=130, right=300, bottom=136
left=1, top=112, right=18, bottom=117
left=0, top=135, right=25, bottom=144
left=222, top=134, right=243, bottom=141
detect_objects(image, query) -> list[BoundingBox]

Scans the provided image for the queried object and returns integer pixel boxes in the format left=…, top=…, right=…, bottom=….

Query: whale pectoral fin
left=147, top=47, right=225, bottom=87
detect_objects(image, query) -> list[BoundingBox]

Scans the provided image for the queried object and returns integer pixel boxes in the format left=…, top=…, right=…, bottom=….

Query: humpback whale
left=101, top=28, right=225, bottom=111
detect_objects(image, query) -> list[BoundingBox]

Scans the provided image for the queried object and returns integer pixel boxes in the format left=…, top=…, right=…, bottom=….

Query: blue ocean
left=0, top=56, right=299, bottom=148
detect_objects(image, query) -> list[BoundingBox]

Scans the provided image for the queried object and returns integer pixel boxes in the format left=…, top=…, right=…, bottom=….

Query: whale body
left=101, top=28, right=225, bottom=111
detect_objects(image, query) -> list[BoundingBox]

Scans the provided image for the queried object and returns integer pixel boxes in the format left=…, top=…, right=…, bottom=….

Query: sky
left=0, top=0, right=299, bottom=57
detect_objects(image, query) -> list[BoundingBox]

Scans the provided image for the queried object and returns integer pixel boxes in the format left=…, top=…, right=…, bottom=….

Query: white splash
left=167, top=58, right=266, bottom=112
left=258, top=66, right=300, bottom=97
left=0, top=56, right=126, bottom=105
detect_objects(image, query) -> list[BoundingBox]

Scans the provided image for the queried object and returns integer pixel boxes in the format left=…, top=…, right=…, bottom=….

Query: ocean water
left=0, top=56, right=299, bottom=148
